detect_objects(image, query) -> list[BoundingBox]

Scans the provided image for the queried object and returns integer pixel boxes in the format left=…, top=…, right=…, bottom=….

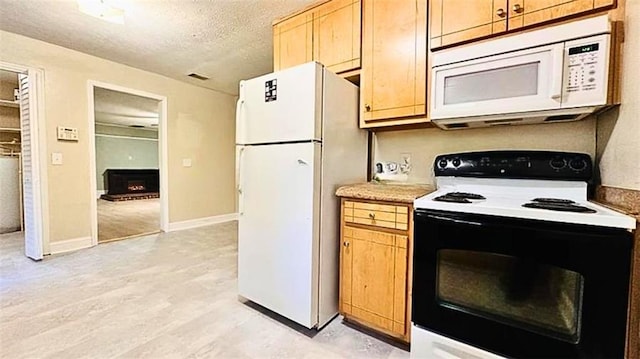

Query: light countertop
left=335, top=182, right=434, bottom=204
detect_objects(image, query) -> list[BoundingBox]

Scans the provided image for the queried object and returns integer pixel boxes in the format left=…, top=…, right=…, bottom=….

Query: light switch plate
left=182, top=158, right=192, bottom=167
left=57, top=126, right=78, bottom=141
left=51, top=152, right=63, bottom=165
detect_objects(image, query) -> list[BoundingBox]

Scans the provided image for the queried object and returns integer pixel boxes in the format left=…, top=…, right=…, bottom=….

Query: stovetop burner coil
left=445, top=192, right=486, bottom=200
left=433, top=195, right=472, bottom=203
left=532, top=198, right=576, bottom=204
left=522, top=202, right=597, bottom=213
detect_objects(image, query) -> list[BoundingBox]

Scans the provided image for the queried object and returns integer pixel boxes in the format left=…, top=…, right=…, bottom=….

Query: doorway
left=0, top=62, right=48, bottom=260
left=88, top=82, right=168, bottom=245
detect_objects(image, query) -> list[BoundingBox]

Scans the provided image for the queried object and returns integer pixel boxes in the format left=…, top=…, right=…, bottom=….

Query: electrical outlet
left=400, top=153, right=411, bottom=174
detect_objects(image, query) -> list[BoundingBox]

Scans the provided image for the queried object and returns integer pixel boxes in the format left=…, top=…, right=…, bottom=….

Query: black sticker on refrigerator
left=265, top=79, right=277, bottom=102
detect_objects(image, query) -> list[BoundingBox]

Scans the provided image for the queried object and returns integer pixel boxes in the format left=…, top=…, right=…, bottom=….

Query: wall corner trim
left=168, top=213, right=238, bottom=232
left=49, top=236, right=93, bottom=255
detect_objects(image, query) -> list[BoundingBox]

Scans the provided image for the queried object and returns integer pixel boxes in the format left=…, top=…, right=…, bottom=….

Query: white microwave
left=430, top=15, right=617, bottom=130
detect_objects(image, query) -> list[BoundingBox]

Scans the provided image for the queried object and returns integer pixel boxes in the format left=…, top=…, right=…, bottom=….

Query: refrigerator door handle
left=235, top=97, right=245, bottom=144
left=238, top=147, right=245, bottom=215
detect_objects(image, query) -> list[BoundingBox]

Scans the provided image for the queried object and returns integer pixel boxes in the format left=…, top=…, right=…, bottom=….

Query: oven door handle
left=418, top=212, right=484, bottom=226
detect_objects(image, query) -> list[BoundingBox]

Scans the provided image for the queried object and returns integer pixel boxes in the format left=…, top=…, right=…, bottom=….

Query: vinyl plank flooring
left=0, top=224, right=408, bottom=359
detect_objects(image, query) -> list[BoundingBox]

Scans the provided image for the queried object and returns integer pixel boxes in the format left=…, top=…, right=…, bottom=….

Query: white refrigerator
left=236, top=62, right=367, bottom=329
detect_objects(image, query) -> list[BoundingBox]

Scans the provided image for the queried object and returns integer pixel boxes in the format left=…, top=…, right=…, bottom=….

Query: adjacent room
left=93, top=87, right=161, bottom=243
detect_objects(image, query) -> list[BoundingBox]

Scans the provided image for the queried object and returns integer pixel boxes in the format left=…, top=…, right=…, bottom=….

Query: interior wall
left=95, top=135, right=158, bottom=191
left=0, top=30, right=237, bottom=245
left=0, top=76, right=20, bottom=128
left=374, top=118, right=596, bottom=185
left=596, top=2, right=640, bottom=191
left=0, top=106, right=19, bottom=129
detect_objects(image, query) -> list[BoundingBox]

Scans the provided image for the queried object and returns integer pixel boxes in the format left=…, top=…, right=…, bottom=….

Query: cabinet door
left=273, top=13, right=313, bottom=71
left=508, top=0, right=612, bottom=30
left=313, top=0, right=361, bottom=74
left=341, top=225, right=408, bottom=337
left=361, top=0, right=427, bottom=126
left=340, top=225, right=353, bottom=315
left=430, top=0, right=508, bottom=48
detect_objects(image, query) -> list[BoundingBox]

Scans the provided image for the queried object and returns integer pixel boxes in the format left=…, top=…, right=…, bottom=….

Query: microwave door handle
left=550, top=45, right=565, bottom=101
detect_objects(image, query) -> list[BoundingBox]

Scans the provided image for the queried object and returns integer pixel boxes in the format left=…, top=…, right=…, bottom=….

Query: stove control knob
left=438, top=159, right=448, bottom=168
left=550, top=156, right=567, bottom=170
left=452, top=158, right=461, bottom=167
left=569, top=158, right=587, bottom=171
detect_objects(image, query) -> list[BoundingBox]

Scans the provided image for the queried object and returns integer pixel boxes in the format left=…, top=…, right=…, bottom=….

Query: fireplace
left=127, top=180, right=146, bottom=192
left=102, top=169, right=159, bottom=201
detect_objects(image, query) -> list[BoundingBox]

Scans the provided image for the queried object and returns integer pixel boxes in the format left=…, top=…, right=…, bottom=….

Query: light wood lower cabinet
left=340, top=198, right=413, bottom=341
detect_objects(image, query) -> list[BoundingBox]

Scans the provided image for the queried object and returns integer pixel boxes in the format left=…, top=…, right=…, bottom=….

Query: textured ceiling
left=0, top=0, right=318, bottom=95
left=94, top=87, right=159, bottom=129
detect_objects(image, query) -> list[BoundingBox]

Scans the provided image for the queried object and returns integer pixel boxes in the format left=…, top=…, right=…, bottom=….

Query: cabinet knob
left=496, top=8, right=506, bottom=17
left=512, top=4, right=523, bottom=13
left=364, top=104, right=371, bottom=112
left=368, top=212, right=375, bottom=219
left=343, top=241, right=350, bottom=247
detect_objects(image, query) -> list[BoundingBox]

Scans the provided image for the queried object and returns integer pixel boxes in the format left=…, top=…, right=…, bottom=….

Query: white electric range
left=411, top=150, right=635, bottom=359
left=414, top=177, right=635, bottom=229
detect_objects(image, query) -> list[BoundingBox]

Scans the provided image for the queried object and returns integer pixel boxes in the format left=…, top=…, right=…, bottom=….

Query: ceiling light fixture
left=77, top=0, right=125, bottom=24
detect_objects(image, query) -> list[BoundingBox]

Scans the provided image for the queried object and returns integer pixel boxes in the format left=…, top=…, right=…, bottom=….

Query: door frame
left=87, top=81, right=169, bottom=245
left=0, top=61, right=50, bottom=258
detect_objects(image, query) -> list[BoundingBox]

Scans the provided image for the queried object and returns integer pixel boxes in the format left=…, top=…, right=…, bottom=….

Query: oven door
left=412, top=209, right=632, bottom=359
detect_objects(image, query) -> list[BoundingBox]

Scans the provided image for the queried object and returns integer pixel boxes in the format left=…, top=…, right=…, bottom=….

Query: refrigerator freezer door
left=237, top=142, right=321, bottom=328
left=236, top=62, right=323, bottom=145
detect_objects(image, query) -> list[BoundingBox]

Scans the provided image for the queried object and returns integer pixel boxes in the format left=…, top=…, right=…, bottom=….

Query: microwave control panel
left=562, top=34, right=610, bottom=107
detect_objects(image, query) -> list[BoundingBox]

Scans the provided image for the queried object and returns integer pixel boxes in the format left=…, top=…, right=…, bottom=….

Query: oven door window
left=437, top=249, right=584, bottom=343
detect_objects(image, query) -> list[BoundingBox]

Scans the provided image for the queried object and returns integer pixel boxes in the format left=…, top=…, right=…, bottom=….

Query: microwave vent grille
left=445, top=123, right=469, bottom=129
left=485, top=118, right=523, bottom=125
left=544, top=114, right=581, bottom=122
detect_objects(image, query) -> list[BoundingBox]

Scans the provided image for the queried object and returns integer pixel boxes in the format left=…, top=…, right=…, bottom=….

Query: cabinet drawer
left=344, top=201, right=409, bottom=230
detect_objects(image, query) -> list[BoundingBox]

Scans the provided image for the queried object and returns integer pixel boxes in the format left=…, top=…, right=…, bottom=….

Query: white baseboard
left=49, top=236, right=93, bottom=254
left=96, top=190, right=106, bottom=199
left=168, top=213, right=238, bottom=232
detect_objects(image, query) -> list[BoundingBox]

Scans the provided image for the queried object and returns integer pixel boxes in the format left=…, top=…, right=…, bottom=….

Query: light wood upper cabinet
left=313, top=0, right=361, bottom=74
left=508, top=0, right=616, bottom=30
left=273, top=0, right=361, bottom=74
left=273, top=13, right=313, bottom=71
left=340, top=199, right=412, bottom=341
left=432, top=0, right=617, bottom=49
left=360, top=0, right=428, bottom=128
left=430, top=0, right=508, bottom=48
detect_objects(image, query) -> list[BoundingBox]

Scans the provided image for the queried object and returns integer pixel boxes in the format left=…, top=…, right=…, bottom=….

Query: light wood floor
left=98, top=198, right=160, bottom=243
left=0, top=224, right=409, bottom=359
